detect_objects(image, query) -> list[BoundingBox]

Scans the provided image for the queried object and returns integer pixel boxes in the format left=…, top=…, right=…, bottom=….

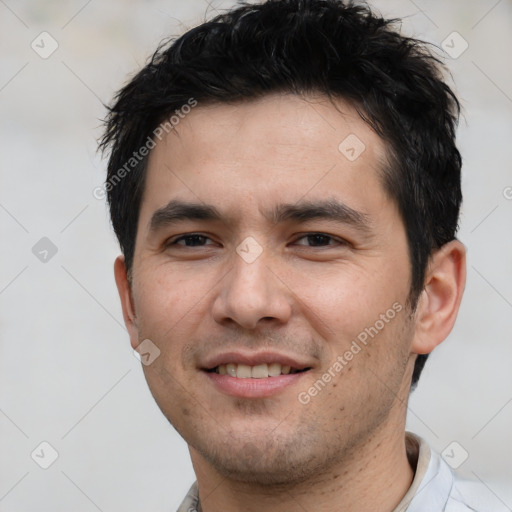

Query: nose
left=211, top=249, right=293, bottom=330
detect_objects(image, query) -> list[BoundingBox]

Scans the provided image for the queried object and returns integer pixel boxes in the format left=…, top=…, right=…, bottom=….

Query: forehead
left=140, top=93, right=390, bottom=224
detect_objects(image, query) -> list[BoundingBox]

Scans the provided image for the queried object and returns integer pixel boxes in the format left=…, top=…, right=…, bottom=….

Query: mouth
left=206, top=363, right=311, bottom=378
left=201, top=352, right=313, bottom=398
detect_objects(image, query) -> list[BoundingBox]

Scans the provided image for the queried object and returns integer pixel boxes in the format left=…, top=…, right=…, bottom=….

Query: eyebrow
left=148, top=198, right=371, bottom=233
left=149, top=200, right=223, bottom=232
left=267, top=199, right=371, bottom=232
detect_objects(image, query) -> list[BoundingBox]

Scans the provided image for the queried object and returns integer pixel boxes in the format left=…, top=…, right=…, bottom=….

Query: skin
left=114, top=93, right=466, bottom=512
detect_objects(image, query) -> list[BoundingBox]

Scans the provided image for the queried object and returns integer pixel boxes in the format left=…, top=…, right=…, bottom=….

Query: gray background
left=1, top=0, right=511, bottom=510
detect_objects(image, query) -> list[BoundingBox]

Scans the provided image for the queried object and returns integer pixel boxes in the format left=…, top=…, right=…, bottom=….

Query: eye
left=167, top=234, right=215, bottom=247
left=294, top=233, right=345, bottom=247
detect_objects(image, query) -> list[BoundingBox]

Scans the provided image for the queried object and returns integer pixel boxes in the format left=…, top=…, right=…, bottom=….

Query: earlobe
left=411, top=240, right=466, bottom=355
left=114, top=255, right=139, bottom=349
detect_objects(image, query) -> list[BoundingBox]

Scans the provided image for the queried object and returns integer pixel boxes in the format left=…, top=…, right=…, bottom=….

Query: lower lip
left=204, top=371, right=307, bottom=398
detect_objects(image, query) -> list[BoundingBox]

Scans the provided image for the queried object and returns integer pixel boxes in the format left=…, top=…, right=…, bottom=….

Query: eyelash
left=166, top=233, right=347, bottom=248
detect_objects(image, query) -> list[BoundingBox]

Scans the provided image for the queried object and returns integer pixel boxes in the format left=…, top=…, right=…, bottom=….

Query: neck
left=189, top=422, right=415, bottom=512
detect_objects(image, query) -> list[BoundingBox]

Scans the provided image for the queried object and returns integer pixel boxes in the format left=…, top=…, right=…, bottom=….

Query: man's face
left=122, top=94, right=417, bottom=483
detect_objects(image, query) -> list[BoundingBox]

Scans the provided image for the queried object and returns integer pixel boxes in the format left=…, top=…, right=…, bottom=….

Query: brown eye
left=294, top=233, right=344, bottom=247
left=168, top=234, right=213, bottom=247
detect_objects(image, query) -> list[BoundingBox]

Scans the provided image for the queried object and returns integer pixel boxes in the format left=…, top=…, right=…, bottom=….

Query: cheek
left=134, top=264, right=209, bottom=316
left=290, top=263, right=403, bottom=339
left=133, top=266, right=209, bottom=342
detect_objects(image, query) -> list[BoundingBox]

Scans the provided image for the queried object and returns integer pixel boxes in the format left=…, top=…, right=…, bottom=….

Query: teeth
left=251, top=364, right=269, bottom=379
left=215, top=363, right=301, bottom=378
left=236, top=364, right=252, bottom=379
left=268, top=363, right=282, bottom=377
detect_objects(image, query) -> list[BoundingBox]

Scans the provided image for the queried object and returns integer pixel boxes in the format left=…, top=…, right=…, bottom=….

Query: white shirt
left=395, top=434, right=508, bottom=511
left=176, top=433, right=508, bottom=511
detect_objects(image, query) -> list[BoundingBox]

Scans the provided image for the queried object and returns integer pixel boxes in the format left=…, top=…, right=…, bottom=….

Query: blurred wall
left=1, top=1, right=511, bottom=510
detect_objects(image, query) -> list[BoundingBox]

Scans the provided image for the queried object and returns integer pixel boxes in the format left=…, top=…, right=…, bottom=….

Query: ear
left=114, top=255, right=140, bottom=350
left=411, top=240, right=466, bottom=355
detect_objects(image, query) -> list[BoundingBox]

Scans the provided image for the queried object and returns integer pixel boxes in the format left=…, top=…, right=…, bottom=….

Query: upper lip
left=201, top=351, right=314, bottom=371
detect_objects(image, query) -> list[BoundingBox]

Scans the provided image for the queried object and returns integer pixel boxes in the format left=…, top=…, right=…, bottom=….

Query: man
left=99, top=1, right=502, bottom=510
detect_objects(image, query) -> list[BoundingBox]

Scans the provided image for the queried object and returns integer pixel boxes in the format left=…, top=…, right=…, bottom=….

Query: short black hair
left=99, top=0, right=462, bottom=389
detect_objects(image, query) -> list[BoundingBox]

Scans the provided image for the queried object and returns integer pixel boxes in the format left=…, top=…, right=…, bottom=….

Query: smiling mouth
left=207, top=363, right=311, bottom=379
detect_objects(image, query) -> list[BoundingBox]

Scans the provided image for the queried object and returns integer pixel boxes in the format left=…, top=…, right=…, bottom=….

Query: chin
left=193, top=434, right=326, bottom=486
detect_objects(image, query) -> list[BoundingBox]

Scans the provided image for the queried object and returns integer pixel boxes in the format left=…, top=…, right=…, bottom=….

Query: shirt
left=176, top=433, right=508, bottom=511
